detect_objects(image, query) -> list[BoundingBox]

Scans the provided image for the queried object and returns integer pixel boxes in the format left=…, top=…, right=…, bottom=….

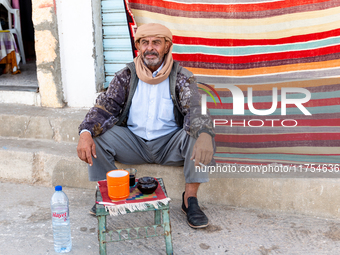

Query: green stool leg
left=98, top=215, right=107, bottom=255
left=154, top=210, right=161, bottom=225
left=162, top=209, right=173, bottom=255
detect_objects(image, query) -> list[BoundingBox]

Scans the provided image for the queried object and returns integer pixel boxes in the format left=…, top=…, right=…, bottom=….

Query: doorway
left=0, top=0, right=38, bottom=92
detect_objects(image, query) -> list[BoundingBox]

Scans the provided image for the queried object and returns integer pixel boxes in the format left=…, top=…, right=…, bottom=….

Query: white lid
left=107, top=170, right=128, bottom=177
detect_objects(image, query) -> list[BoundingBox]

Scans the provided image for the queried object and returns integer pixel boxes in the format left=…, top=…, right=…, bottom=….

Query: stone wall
left=32, top=0, right=64, bottom=108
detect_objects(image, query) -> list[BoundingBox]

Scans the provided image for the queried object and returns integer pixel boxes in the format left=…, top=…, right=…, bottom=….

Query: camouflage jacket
left=79, top=61, right=215, bottom=139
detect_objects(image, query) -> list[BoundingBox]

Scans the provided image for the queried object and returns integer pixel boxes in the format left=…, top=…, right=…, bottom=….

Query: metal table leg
left=98, top=215, right=107, bottom=255
left=162, top=209, right=173, bottom=255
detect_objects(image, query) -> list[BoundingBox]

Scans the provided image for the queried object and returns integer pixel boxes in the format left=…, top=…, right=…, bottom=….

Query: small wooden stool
left=96, top=178, right=173, bottom=254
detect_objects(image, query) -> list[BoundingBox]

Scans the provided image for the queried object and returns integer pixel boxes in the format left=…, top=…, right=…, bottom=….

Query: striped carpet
left=125, top=0, right=340, bottom=167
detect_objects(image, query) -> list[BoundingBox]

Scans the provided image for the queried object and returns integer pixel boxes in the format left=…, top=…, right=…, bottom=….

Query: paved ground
left=2, top=180, right=340, bottom=255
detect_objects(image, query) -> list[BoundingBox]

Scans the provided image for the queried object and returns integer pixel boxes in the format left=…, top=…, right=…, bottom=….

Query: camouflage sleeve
left=78, top=68, right=131, bottom=137
left=176, top=73, right=215, bottom=139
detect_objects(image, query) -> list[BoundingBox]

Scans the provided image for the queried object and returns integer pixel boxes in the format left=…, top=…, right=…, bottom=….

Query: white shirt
left=127, top=64, right=179, bottom=140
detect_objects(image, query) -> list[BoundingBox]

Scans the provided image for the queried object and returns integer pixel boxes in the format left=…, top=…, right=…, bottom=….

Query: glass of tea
left=125, top=168, right=137, bottom=187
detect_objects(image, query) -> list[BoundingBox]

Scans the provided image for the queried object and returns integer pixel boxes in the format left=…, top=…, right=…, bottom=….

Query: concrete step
left=2, top=137, right=340, bottom=219
left=0, top=137, right=91, bottom=187
left=0, top=136, right=186, bottom=195
left=0, top=103, right=87, bottom=143
left=0, top=91, right=41, bottom=106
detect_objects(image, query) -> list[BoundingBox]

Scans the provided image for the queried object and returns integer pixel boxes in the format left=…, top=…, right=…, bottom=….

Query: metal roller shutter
left=101, top=0, right=133, bottom=88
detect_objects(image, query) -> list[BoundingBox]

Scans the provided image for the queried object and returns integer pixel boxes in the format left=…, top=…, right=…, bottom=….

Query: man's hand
left=190, top=133, right=214, bottom=167
left=77, top=132, right=97, bottom=166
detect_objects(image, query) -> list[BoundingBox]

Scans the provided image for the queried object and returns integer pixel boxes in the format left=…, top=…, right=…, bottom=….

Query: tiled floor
left=0, top=60, right=38, bottom=91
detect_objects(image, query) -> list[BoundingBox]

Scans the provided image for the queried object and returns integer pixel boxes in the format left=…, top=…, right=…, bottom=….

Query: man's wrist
left=198, top=132, right=211, bottom=138
left=80, top=129, right=92, bottom=136
left=198, top=129, right=215, bottom=138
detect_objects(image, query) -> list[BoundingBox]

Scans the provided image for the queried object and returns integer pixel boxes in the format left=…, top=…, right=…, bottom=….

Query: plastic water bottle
left=51, top=185, right=72, bottom=253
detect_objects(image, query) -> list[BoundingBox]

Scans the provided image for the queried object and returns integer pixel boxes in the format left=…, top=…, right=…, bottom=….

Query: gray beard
left=143, top=57, right=164, bottom=68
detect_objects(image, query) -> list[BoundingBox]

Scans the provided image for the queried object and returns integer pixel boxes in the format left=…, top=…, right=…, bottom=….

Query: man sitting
left=77, top=23, right=215, bottom=229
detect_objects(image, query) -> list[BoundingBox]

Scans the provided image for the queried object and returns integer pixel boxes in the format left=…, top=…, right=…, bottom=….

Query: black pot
left=136, top=177, right=158, bottom=194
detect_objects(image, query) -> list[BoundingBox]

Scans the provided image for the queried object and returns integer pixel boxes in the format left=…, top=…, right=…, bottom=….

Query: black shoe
left=181, top=192, right=209, bottom=228
left=89, top=204, right=96, bottom=216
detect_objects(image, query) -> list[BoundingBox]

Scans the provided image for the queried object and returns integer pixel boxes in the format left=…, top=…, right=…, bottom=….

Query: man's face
left=135, top=37, right=171, bottom=71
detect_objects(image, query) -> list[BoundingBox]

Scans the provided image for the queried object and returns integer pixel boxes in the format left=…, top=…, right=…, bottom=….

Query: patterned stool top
left=97, top=178, right=170, bottom=216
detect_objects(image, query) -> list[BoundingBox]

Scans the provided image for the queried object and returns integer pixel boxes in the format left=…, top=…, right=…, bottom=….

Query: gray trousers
left=88, top=126, right=214, bottom=183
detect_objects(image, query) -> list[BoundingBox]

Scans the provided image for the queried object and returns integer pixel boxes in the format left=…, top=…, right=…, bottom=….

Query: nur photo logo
left=198, top=83, right=312, bottom=127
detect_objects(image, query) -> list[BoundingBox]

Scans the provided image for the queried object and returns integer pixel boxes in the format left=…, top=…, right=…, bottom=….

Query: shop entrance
left=0, top=0, right=38, bottom=92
